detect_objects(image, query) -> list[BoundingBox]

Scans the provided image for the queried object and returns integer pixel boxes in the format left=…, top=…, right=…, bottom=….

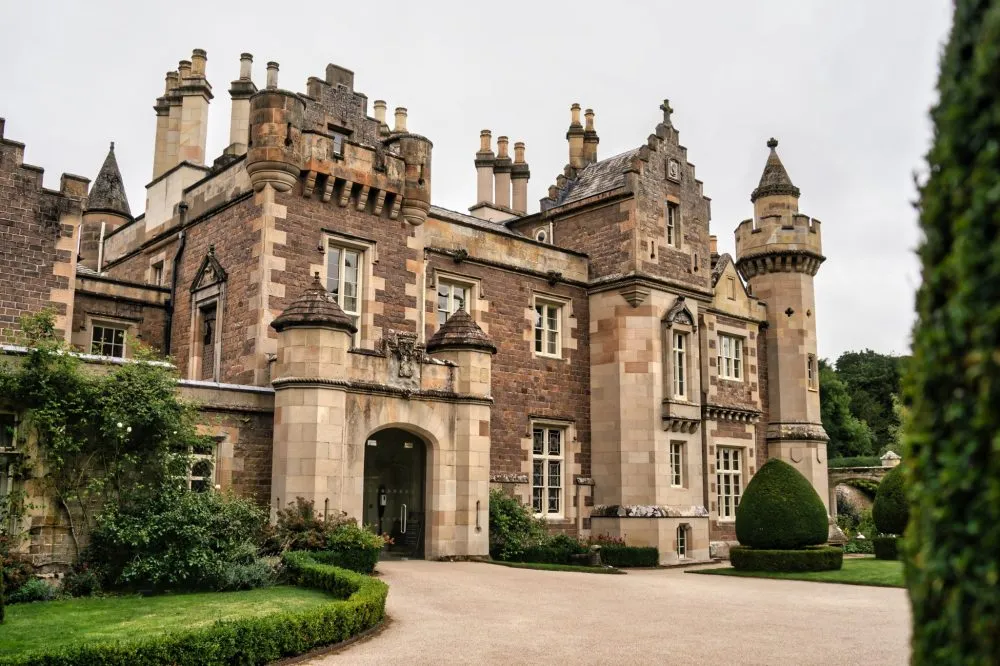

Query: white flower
left=117, top=422, right=123, bottom=428
left=214, top=484, right=221, bottom=490
left=126, top=426, right=132, bottom=433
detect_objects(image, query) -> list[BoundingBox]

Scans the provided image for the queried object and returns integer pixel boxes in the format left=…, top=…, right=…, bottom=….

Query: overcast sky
left=1, top=1, right=952, bottom=360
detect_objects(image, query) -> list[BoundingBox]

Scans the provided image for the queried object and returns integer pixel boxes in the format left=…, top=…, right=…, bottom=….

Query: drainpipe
left=163, top=202, right=188, bottom=355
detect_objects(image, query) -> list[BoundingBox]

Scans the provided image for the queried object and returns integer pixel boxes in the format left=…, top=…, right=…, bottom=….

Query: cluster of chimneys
left=473, top=130, right=530, bottom=215
left=371, top=101, right=410, bottom=135
left=566, top=103, right=600, bottom=170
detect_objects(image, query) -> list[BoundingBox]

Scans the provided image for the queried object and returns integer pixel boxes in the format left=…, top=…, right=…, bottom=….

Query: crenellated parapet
left=734, top=213, right=824, bottom=278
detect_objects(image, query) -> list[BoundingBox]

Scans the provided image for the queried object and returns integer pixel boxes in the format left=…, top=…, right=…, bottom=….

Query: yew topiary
left=872, top=466, right=908, bottom=535
left=735, top=458, right=829, bottom=550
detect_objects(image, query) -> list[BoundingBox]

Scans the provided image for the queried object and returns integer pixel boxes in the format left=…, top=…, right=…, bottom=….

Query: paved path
left=310, top=561, right=910, bottom=665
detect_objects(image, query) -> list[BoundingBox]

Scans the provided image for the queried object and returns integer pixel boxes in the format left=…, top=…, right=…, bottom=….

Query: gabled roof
left=190, top=246, right=227, bottom=292
left=87, top=142, right=132, bottom=217
left=711, top=253, right=734, bottom=287
left=556, top=148, right=640, bottom=206
left=750, top=138, right=800, bottom=203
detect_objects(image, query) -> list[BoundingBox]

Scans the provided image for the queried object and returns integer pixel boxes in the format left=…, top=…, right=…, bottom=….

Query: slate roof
left=87, top=142, right=132, bottom=217
left=426, top=308, right=496, bottom=354
left=429, top=205, right=526, bottom=239
left=711, top=253, right=734, bottom=287
left=750, top=138, right=800, bottom=203
left=557, top=148, right=640, bottom=206
left=271, top=274, right=357, bottom=333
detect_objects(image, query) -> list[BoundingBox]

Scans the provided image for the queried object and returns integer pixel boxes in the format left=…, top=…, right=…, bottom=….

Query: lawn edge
left=685, top=566, right=905, bottom=588
left=485, top=561, right=625, bottom=574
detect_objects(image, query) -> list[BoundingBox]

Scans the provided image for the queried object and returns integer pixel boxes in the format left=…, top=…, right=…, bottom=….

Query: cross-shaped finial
left=660, top=99, right=673, bottom=126
left=767, top=137, right=779, bottom=150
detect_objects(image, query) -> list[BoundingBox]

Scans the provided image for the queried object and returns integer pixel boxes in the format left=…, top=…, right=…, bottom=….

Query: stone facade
left=0, top=50, right=831, bottom=566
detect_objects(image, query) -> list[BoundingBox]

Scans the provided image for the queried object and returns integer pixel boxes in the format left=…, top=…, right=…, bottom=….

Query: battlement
left=0, top=118, right=90, bottom=201
left=735, top=211, right=823, bottom=261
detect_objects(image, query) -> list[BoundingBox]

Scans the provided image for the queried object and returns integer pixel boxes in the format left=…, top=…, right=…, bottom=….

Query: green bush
left=261, top=498, right=353, bottom=554
left=599, top=545, right=659, bottom=568
left=873, top=536, right=900, bottom=561
left=904, top=2, right=1000, bottom=662
left=60, top=564, right=101, bottom=598
left=828, top=456, right=881, bottom=468
left=488, top=488, right=545, bottom=561
left=306, top=524, right=385, bottom=575
left=87, top=486, right=267, bottom=592
left=843, top=538, right=875, bottom=555
left=730, top=546, right=843, bottom=572
left=735, top=459, right=829, bottom=550
left=872, top=466, right=908, bottom=535
left=845, top=478, right=881, bottom=499
left=6, top=578, right=57, bottom=605
left=519, top=534, right=587, bottom=564
left=0, top=553, right=387, bottom=666
left=213, top=559, right=279, bottom=592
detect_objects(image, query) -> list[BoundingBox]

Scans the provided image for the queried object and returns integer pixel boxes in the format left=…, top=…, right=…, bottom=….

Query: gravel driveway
left=308, top=561, right=910, bottom=665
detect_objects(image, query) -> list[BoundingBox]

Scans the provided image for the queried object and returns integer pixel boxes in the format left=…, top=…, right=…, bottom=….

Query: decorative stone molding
left=703, top=405, right=762, bottom=423
left=618, top=284, right=650, bottom=307
left=766, top=422, right=829, bottom=442
left=490, top=472, right=529, bottom=484
left=663, top=295, right=696, bottom=329
left=663, top=417, right=701, bottom=434
left=735, top=249, right=825, bottom=279
left=573, top=476, right=595, bottom=486
left=591, top=504, right=709, bottom=519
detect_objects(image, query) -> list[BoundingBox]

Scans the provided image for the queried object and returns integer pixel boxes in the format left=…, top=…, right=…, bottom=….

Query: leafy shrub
left=735, top=459, right=829, bottom=550
left=213, top=558, right=279, bottom=591
left=519, top=533, right=587, bottom=564
left=6, top=578, right=57, bottom=604
left=828, top=456, right=881, bottom=468
left=843, top=538, right=874, bottom=555
left=599, top=545, right=659, bottom=568
left=873, top=536, right=900, bottom=561
left=87, top=485, right=267, bottom=592
left=1, top=548, right=32, bottom=602
left=61, top=563, right=101, bottom=598
left=0, top=554, right=388, bottom=666
left=730, top=546, right=843, bottom=572
left=872, top=466, right=908, bottom=535
left=488, top=488, right=545, bottom=561
left=845, top=478, right=881, bottom=499
left=262, top=498, right=353, bottom=554
left=307, top=524, right=385, bottom=574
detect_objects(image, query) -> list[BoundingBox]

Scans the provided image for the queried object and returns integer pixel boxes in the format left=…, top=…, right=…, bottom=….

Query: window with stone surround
left=437, top=279, right=470, bottom=328
left=185, top=439, right=217, bottom=492
left=718, top=334, right=743, bottom=381
left=91, top=324, right=127, bottom=358
left=534, top=300, right=562, bottom=358
left=666, top=202, right=680, bottom=247
left=677, top=524, right=688, bottom=559
left=532, top=426, right=564, bottom=516
left=326, top=242, right=363, bottom=342
left=716, top=447, right=743, bottom=520
left=672, top=331, right=688, bottom=398
left=151, top=261, right=164, bottom=287
left=670, top=441, right=684, bottom=487
left=808, top=354, right=818, bottom=390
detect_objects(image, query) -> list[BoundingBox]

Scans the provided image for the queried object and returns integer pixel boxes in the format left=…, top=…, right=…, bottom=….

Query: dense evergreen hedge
left=873, top=536, right=900, bottom=561
left=730, top=546, right=843, bottom=573
left=872, top=466, right=908, bottom=535
left=0, top=553, right=387, bottom=666
left=735, top=459, right=829, bottom=550
left=599, top=545, right=659, bottom=568
left=904, top=1, right=1000, bottom=662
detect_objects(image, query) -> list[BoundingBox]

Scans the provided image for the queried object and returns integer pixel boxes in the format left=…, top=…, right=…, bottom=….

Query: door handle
left=401, top=503, right=407, bottom=534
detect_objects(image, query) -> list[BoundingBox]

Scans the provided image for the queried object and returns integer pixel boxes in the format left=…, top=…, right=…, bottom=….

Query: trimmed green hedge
left=307, top=540, right=381, bottom=575
left=735, top=459, right=829, bottom=550
left=599, top=545, right=659, bottom=568
left=730, top=546, right=843, bottom=573
left=828, top=456, right=882, bottom=469
left=872, top=466, right=908, bottom=535
left=518, top=534, right=588, bottom=564
left=873, top=536, right=900, bottom=561
left=0, top=552, right=387, bottom=666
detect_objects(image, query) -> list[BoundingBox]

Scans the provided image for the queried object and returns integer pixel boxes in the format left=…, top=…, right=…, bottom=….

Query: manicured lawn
left=489, top=561, right=624, bottom=574
left=688, top=557, right=904, bottom=588
left=0, top=585, right=335, bottom=655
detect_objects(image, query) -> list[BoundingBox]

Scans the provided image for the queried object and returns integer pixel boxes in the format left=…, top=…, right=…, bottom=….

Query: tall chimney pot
left=266, top=62, right=279, bottom=89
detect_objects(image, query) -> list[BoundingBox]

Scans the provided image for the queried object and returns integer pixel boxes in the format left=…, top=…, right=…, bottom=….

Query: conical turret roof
left=87, top=142, right=132, bottom=217
left=426, top=308, right=496, bottom=354
left=271, top=274, right=358, bottom=333
left=750, top=138, right=801, bottom=203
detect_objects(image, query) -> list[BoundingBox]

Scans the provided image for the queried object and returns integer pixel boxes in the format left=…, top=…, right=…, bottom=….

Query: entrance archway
left=363, top=427, right=427, bottom=559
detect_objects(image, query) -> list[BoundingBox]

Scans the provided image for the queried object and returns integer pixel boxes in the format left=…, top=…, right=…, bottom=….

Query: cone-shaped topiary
left=735, top=458, right=829, bottom=550
left=904, top=1, right=1000, bottom=661
left=872, top=465, right=908, bottom=535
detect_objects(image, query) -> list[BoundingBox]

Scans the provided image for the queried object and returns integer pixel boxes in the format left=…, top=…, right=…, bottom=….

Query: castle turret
left=246, top=62, right=305, bottom=193
left=386, top=128, right=433, bottom=226
left=81, top=142, right=132, bottom=271
left=734, top=138, right=829, bottom=511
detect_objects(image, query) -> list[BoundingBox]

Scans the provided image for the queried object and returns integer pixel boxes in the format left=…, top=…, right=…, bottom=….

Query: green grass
left=0, top=585, right=336, bottom=655
left=688, top=557, right=904, bottom=588
left=488, top=561, right=624, bottom=574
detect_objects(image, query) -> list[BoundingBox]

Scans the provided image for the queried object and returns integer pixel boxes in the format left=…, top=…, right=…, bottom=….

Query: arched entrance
left=363, top=427, right=427, bottom=559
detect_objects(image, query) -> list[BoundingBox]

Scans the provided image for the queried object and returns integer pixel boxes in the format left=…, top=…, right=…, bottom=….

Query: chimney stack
left=494, top=135, right=512, bottom=209
left=152, top=70, right=180, bottom=179
left=567, top=103, right=585, bottom=169
left=394, top=107, right=408, bottom=133
left=227, top=53, right=257, bottom=156
left=510, top=141, right=530, bottom=215
left=475, top=129, right=495, bottom=205
left=583, top=108, right=599, bottom=165
left=177, top=49, right=213, bottom=166
left=266, top=61, right=279, bottom=89
left=373, top=100, right=387, bottom=124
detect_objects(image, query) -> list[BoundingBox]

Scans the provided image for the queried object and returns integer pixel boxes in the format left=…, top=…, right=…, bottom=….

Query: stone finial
left=266, top=61, right=279, bottom=89
left=660, top=99, right=673, bottom=127
left=767, top=137, right=779, bottom=150
left=270, top=273, right=357, bottom=333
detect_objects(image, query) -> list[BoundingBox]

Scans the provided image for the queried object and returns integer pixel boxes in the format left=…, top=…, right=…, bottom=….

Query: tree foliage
left=905, top=1, right=1000, bottom=661
left=819, top=360, right=876, bottom=458
left=834, top=350, right=904, bottom=450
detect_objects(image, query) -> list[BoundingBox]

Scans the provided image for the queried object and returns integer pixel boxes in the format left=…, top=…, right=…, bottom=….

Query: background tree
left=834, top=350, right=904, bottom=451
left=819, top=360, right=876, bottom=458
left=905, top=0, right=1000, bottom=661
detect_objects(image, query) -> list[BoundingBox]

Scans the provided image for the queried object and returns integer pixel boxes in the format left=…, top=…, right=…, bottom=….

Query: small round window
left=535, top=228, right=548, bottom=243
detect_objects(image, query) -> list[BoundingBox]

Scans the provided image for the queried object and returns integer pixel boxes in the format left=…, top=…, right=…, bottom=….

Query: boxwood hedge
left=0, top=552, right=387, bottom=666
left=873, top=536, right=900, bottom=561
left=730, top=546, right=843, bottom=573
left=599, top=545, right=659, bottom=568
